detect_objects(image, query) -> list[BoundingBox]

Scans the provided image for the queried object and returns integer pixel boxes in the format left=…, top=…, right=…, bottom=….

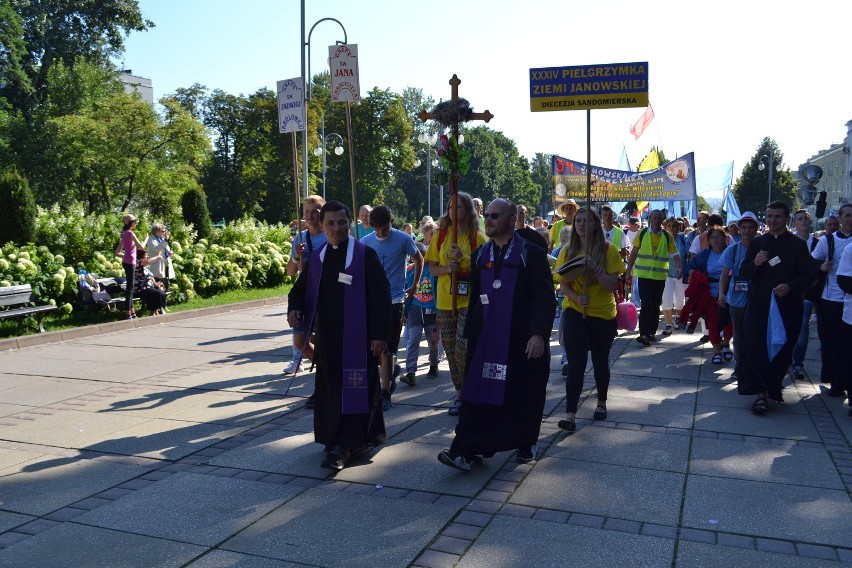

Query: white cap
left=737, top=211, right=758, bottom=228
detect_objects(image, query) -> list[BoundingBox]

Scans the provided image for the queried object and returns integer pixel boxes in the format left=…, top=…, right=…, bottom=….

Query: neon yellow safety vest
left=634, top=228, right=670, bottom=281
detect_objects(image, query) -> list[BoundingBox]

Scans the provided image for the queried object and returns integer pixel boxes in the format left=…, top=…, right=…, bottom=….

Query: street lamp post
left=301, top=4, right=347, bottom=200
left=313, top=115, right=344, bottom=201
left=758, top=148, right=780, bottom=206
left=416, top=132, right=438, bottom=218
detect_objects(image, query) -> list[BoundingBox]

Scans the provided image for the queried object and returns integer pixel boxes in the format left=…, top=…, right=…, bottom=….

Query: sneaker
left=662, top=324, right=673, bottom=337
left=282, top=359, right=303, bottom=374
left=685, top=326, right=695, bottom=334
left=427, top=364, right=439, bottom=378
left=825, top=386, right=846, bottom=398
left=448, top=398, right=462, bottom=416
left=516, top=444, right=538, bottom=464
left=437, top=449, right=471, bottom=472
left=791, top=365, right=805, bottom=380
left=636, top=335, right=652, bottom=347
left=648, top=334, right=660, bottom=342
left=401, top=372, right=416, bottom=386
left=699, top=334, right=710, bottom=344
left=382, top=389, right=392, bottom=411
left=561, top=363, right=570, bottom=376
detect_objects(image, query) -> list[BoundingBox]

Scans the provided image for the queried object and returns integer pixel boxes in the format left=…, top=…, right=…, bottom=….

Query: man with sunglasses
left=438, top=199, right=555, bottom=471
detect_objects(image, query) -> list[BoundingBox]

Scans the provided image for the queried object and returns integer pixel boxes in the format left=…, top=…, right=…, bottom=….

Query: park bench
left=0, top=284, right=58, bottom=333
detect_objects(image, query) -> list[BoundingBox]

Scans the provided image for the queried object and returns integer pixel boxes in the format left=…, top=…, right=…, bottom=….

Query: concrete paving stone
left=222, top=487, right=461, bottom=567
left=682, top=475, right=852, bottom=547
left=511, top=457, right=684, bottom=526
left=0, top=377, right=109, bottom=407
left=431, top=535, right=470, bottom=555
left=568, top=513, right=605, bottom=529
left=689, top=437, right=843, bottom=489
left=0, top=447, right=44, bottom=470
left=0, top=454, right=151, bottom=516
left=434, top=495, right=468, bottom=508
left=755, top=537, right=798, bottom=554
left=605, top=375, right=698, bottom=404
left=402, top=490, right=440, bottom=504
left=679, top=527, right=717, bottom=544
left=0, top=531, right=31, bottom=548
left=0, top=511, right=34, bottom=533
left=454, top=510, right=492, bottom=527
left=838, top=548, right=852, bottom=563
left=696, top=382, right=806, bottom=412
left=88, top=419, right=250, bottom=461
left=604, top=518, right=642, bottom=534
left=693, top=403, right=822, bottom=442
left=185, top=550, right=309, bottom=567
left=77, top=472, right=298, bottom=546
left=382, top=407, right=446, bottom=439
left=572, top=394, right=695, bottom=429
left=609, top=350, right=705, bottom=381
left=715, top=532, right=755, bottom=549
left=42, top=507, right=86, bottom=522
left=641, top=523, right=678, bottom=539
left=14, top=518, right=60, bottom=535
left=475, top=489, right=509, bottom=503
left=465, top=499, right=501, bottom=514
left=0, top=522, right=206, bottom=567
left=416, top=549, right=460, bottom=568
left=205, top=429, right=333, bottom=478
left=334, top=440, right=507, bottom=497
left=548, top=425, right=690, bottom=473
left=796, top=543, right=840, bottom=561
left=532, top=509, right=570, bottom=524
left=456, top=515, right=674, bottom=568
left=497, top=503, right=535, bottom=518
left=675, top=541, right=840, bottom=568
left=371, top=486, right=407, bottom=499
left=385, top=409, right=460, bottom=447
left=442, top=522, right=483, bottom=540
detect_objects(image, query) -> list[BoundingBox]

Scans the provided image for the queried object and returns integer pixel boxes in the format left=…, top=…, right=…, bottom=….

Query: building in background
left=119, top=70, right=153, bottom=105
left=797, top=119, right=852, bottom=227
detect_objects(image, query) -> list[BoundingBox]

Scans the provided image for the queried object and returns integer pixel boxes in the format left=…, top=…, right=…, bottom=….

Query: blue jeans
left=792, top=299, right=814, bottom=367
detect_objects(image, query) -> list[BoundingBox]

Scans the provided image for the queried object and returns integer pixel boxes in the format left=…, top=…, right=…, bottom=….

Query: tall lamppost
left=758, top=147, right=780, bottom=206
left=301, top=5, right=347, bottom=200
left=416, top=132, right=438, bottom=218
left=313, top=116, right=344, bottom=201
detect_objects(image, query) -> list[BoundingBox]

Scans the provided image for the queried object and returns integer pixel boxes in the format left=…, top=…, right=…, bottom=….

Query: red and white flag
left=630, top=104, right=655, bottom=140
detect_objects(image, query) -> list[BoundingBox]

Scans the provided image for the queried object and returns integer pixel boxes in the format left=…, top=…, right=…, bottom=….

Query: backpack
left=804, top=234, right=833, bottom=303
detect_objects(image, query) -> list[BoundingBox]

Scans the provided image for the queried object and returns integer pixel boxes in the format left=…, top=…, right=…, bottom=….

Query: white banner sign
left=329, top=44, right=360, bottom=102
left=276, top=77, right=306, bottom=133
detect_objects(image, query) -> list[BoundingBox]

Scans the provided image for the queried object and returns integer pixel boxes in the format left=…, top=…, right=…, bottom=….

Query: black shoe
left=321, top=452, right=345, bottom=471
left=648, top=335, right=660, bottom=342
left=825, top=386, right=846, bottom=398
left=558, top=418, right=576, bottom=432
left=427, top=364, right=439, bottom=378
left=401, top=372, right=416, bottom=386
left=593, top=403, right=607, bottom=421
left=516, top=445, right=538, bottom=463
left=437, top=449, right=471, bottom=471
left=636, top=335, right=652, bottom=347
left=381, top=389, right=392, bottom=411
left=304, top=393, right=316, bottom=409
left=448, top=398, right=461, bottom=416
left=699, top=334, right=710, bottom=344
left=561, top=363, right=569, bottom=376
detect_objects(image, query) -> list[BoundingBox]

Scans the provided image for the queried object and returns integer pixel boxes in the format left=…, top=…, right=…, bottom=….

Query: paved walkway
left=0, top=301, right=849, bottom=567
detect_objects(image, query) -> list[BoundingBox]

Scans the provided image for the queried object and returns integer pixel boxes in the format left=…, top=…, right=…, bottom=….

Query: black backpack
left=803, top=234, right=833, bottom=303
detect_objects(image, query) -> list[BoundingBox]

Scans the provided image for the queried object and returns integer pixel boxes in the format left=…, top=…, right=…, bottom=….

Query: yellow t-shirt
left=558, top=244, right=625, bottom=320
left=425, top=229, right=487, bottom=311
left=550, top=220, right=567, bottom=247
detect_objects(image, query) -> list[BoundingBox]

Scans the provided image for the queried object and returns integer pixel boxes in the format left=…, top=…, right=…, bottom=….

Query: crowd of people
left=282, top=195, right=851, bottom=472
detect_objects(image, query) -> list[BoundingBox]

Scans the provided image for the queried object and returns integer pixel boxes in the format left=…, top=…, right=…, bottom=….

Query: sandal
left=558, top=417, right=576, bottom=432
left=711, top=354, right=724, bottom=364
left=751, top=395, right=768, bottom=415
left=722, top=348, right=733, bottom=361
left=593, top=403, right=607, bottom=421
left=662, top=324, right=673, bottom=337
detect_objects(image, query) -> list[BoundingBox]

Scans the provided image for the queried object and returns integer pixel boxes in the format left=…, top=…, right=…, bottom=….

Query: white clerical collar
left=319, top=237, right=355, bottom=268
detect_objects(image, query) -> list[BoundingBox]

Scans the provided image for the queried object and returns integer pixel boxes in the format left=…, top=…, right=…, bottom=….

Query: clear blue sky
left=123, top=0, right=851, bottom=197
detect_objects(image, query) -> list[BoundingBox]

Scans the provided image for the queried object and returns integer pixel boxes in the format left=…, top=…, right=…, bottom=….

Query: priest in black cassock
left=438, top=198, right=556, bottom=472
left=737, top=201, right=817, bottom=414
left=287, top=201, right=391, bottom=471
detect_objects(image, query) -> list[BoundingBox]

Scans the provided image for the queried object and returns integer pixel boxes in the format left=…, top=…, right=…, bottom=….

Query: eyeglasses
left=483, top=212, right=509, bottom=220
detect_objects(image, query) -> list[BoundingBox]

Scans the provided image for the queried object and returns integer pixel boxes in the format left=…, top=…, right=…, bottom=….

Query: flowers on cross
left=434, top=133, right=471, bottom=186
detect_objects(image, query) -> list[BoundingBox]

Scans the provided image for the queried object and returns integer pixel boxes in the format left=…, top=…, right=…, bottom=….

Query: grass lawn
left=0, top=284, right=292, bottom=339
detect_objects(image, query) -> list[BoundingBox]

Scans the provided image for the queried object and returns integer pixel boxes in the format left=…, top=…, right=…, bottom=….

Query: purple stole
left=462, top=232, right=523, bottom=406
left=302, top=238, right=369, bottom=414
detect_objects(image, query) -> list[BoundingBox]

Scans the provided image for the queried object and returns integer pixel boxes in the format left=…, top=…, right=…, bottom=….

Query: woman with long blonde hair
left=555, top=207, right=624, bottom=432
left=425, top=192, right=486, bottom=415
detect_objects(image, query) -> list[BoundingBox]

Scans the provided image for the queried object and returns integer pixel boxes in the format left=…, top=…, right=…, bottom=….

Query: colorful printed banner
left=551, top=153, right=697, bottom=205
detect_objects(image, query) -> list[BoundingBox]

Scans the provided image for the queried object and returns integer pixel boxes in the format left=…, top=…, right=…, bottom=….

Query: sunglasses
left=483, top=212, right=510, bottom=220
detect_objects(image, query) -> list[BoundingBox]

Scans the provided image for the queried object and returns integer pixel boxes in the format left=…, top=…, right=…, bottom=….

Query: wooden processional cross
left=418, top=74, right=493, bottom=314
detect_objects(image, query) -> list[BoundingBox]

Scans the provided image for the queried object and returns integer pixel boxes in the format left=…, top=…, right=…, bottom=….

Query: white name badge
left=338, top=272, right=353, bottom=285
left=768, top=256, right=781, bottom=267
left=479, top=293, right=490, bottom=305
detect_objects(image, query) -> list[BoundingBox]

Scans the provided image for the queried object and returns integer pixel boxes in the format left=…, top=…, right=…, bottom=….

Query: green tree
left=181, top=186, right=214, bottom=240
left=0, top=168, right=37, bottom=245
left=695, top=195, right=711, bottom=215
left=0, top=0, right=152, bottom=121
left=529, top=153, right=553, bottom=217
left=733, top=137, right=798, bottom=215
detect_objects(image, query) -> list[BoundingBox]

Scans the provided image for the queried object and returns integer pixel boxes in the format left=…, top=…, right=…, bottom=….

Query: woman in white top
left=144, top=223, right=174, bottom=292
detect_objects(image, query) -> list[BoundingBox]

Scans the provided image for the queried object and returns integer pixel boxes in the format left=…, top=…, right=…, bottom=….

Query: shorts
left=387, top=302, right=404, bottom=353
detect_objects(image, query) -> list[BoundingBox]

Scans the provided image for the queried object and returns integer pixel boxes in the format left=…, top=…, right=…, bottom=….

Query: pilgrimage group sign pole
left=328, top=44, right=361, bottom=237
left=419, top=75, right=493, bottom=314
left=529, top=62, right=649, bottom=316
left=277, top=78, right=307, bottom=249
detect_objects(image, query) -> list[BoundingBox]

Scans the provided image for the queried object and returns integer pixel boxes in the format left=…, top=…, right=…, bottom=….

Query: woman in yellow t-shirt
left=555, top=207, right=624, bottom=432
left=424, top=192, right=487, bottom=415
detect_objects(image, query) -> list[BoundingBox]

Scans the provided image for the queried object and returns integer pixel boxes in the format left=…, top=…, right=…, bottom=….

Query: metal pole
left=321, top=115, right=327, bottom=200
left=426, top=143, right=432, bottom=218
left=768, top=147, right=774, bottom=205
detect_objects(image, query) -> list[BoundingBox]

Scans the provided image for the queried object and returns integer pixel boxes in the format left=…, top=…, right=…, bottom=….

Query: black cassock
left=737, top=231, right=817, bottom=400
left=288, top=240, right=391, bottom=451
left=450, top=239, right=556, bottom=458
